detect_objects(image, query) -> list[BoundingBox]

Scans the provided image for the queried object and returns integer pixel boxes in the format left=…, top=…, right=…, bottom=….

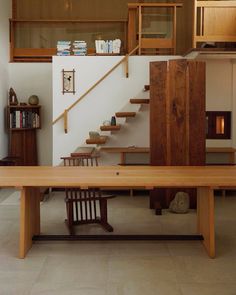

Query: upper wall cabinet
left=193, top=0, right=236, bottom=49
left=10, top=0, right=184, bottom=61
left=10, top=0, right=141, bottom=62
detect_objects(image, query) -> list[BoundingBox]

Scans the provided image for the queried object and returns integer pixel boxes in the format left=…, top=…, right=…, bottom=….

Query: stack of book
left=72, top=41, right=87, bottom=56
left=10, top=110, right=40, bottom=129
left=95, top=39, right=121, bottom=54
left=57, top=41, right=71, bottom=56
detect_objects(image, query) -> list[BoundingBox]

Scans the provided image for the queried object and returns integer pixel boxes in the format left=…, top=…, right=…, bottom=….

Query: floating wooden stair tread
left=115, top=112, right=136, bottom=118
left=130, top=99, right=150, bottom=104
left=100, top=125, right=121, bottom=131
left=86, top=136, right=107, bottom=144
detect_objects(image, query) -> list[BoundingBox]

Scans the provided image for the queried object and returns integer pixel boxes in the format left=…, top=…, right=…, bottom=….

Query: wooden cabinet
left=5, top=105, right=41, bottom=166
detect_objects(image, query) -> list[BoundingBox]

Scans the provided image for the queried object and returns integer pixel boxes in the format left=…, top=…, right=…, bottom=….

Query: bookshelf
left=5, top=105, right=41, bottom=165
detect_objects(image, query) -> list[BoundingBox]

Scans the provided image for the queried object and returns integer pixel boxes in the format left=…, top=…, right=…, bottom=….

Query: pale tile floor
left=0, top=189, right=236, bottom=295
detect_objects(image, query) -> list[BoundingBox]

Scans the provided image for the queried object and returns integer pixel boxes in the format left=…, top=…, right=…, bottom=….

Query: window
left=206, top=111, right=231, bottom=139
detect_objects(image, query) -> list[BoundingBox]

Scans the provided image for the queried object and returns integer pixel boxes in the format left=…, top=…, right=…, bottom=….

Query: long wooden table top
left=0, top=166, right=236, bottom=188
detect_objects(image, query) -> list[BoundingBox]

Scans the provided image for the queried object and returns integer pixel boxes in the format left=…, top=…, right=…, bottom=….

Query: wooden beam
left=197, top=1, right=236, bottom=8
left=10, top=19, right=127, bottom=23
left=128, top=3, right=183, bottom=8
left=195, top=36, right=236, bottom=42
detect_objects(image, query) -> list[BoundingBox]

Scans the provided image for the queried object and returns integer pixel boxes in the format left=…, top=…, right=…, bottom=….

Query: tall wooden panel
left=150, top=59, right=205, bottom=208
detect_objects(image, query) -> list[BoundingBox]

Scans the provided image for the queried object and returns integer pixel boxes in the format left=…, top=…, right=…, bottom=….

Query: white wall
left=8, top=64, right=53, bottom=165
left=205, top=59, right=234, bottom=148
left=53, top=55, right=181, bottom=165
left=0, top=0, right=11, bottom=158
left=0, top=0, right=52, bottom=165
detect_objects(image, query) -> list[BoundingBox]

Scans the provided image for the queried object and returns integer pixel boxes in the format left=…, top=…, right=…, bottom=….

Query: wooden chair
left=61, top=155, right=99, bottom=167
left=61, top=154, right=115, bottom=235
left=65, top=188, right=115, bottom=235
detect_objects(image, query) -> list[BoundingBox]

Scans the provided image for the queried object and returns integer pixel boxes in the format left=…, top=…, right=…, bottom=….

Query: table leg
left=197, top=187, right=215, bottom=258
left=19, top=187, right=41, bottom=258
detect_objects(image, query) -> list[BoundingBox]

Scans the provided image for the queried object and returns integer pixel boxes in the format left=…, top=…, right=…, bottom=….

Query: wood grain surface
left=1, top=166, right=236, bottom=188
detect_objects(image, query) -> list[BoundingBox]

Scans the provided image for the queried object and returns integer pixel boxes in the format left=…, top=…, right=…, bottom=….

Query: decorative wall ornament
left=62, top=69, right=75, bottom=94
left=28, top=95, right=39, bottom=105
left=9, top=87, right=18, bottom=105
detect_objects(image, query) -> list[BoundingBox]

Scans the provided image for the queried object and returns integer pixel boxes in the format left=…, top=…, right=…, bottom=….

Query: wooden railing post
left=193, top=0, right=197, bottom=48
left=138, top=5, right=142, bottom=55
left=64, top=109, right=68, bottom=134
left=125, top=54, right=129, bottom=78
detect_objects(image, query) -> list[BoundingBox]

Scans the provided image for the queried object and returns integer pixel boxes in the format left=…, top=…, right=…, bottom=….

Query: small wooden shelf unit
left=5, top=105, right=41, bottom=165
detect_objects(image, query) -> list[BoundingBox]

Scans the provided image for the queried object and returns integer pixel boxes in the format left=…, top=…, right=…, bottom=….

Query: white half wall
left=8, top=64, right=52, bottom=165
left=53, top=55, right=181, bottom=165
left=0, top=0, right=11, bottom=158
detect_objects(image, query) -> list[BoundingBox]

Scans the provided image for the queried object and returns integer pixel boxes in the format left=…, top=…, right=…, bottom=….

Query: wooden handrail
left=10, top=18, right=127, bottom=23
left=52, top=45, right=139, bottom=125
left=128, top=3, right=183, bottom=8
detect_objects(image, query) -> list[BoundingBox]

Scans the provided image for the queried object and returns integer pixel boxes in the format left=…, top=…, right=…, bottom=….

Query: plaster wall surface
left=8, top=64, right=53, bottom=165
left=0, top=0, right=11, bottom=158
left=52, top=55, right=182, bottom=165
left=206, top=59, right=234, bottom=148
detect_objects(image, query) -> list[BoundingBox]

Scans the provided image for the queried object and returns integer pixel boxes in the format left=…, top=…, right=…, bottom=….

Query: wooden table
left=1, top=165, right=236, bottom=259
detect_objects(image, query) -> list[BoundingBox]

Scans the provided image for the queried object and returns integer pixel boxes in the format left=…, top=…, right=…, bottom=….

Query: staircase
left=84, top=93, right=150, bottom=146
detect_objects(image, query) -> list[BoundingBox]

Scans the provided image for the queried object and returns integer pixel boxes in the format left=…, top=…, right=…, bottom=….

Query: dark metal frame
left=206, top=111, right=231, bottom=139
left=33, top=234, right=203, bottom=241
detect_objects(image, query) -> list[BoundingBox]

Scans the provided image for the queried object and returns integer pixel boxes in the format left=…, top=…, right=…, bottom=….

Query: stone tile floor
left=0, top=189, right=236, bottom=295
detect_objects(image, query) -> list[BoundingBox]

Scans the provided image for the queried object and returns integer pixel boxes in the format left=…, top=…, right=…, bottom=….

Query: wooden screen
left=149, top=59, right=206, bottom=208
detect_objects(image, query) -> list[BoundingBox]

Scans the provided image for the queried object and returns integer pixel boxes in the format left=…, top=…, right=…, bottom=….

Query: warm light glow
left=64, top=0, right=71, bottom=11
left=216, top=116, right=225, bottom=134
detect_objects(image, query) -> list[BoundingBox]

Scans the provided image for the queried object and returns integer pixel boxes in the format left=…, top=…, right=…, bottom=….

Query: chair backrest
left=65, top=188, right=102, bottom=222
left=61, top=155, right=99, bottom=167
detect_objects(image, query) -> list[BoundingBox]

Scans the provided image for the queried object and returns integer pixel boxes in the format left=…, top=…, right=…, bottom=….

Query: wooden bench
left=206, top=147, right=236, bottom=165
left=100, top=147, right=149, bottom=165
